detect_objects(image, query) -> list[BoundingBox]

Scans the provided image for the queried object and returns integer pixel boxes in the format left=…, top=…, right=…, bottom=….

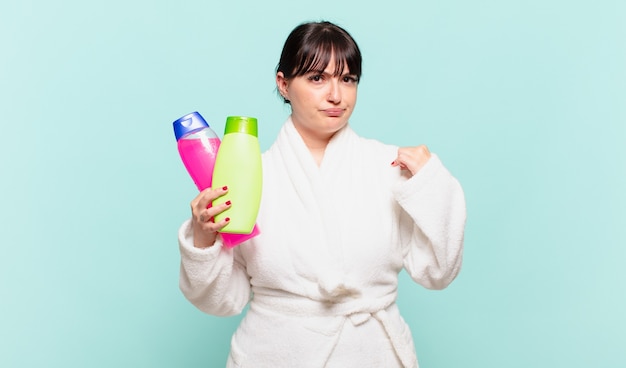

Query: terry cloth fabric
left=179, top=117, right=466, bottom=367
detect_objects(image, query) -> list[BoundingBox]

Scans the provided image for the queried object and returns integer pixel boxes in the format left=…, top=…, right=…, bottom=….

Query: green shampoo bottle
left=212, top=116, right=263, bottom=234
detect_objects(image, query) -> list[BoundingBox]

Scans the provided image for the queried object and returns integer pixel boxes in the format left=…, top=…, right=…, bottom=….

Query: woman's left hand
left=391, top=145, right=431, bottom=176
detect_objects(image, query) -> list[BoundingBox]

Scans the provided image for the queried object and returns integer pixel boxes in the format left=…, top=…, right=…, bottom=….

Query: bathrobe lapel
left=273, top=119, right=359, bottom=299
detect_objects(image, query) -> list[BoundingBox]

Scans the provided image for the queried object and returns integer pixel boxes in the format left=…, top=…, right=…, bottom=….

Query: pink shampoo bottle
left=173, top=111, right=260, bottom=247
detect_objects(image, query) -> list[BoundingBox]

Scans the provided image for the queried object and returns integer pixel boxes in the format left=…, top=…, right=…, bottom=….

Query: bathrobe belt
left=252, top=293, right=418, bottom=368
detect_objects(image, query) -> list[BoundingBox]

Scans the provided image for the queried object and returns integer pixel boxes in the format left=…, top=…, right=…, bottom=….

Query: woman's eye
left=343, top=76, right=358, bottom=83
left=309, top=74, right=324, bottom=82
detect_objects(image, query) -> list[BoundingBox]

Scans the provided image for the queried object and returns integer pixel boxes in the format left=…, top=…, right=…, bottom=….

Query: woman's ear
left=276, top=71, right=288, bottom=99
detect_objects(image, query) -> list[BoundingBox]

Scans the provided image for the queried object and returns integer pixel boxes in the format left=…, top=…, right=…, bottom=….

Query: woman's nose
left=327, top=80, right=341, bottom=103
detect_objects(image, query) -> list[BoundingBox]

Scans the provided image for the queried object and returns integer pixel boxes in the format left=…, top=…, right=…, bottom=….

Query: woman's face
left=276, top=57, right=358, bottom=142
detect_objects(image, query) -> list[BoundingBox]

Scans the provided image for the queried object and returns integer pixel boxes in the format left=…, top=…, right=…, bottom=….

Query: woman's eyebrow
left=304, top=68, right=354, bottom=77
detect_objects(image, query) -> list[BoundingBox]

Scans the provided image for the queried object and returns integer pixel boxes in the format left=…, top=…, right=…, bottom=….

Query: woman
left=178, top=21, right=466, bottom=368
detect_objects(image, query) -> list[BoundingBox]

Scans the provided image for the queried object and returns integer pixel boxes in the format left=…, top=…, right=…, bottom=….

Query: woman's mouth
left=323, top=108, right=344, bottom=117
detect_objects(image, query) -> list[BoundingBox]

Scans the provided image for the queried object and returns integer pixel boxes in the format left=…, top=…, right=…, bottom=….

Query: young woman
left=178, top=21, right=466, bottom=368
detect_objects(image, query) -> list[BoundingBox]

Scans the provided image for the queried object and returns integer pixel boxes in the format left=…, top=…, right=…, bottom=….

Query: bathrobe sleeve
left=392, top=154, right=466, bottom=290
left=178, top=219, right=252, bottom=316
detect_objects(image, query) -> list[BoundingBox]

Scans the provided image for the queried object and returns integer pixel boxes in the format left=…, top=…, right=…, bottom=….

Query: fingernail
left=225, top=200, right=232, bottom=206
left=391, top=161, right=395, bottom=165
left=225, top=217, right=230, bottom=222
left=222, top=186, right=228, bottom=191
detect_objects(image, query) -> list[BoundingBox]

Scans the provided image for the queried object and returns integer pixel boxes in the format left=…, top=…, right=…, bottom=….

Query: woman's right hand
left=190, top=186, right=231, bottom=248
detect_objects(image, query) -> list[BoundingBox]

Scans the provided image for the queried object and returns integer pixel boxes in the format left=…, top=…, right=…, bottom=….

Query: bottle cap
left=173, top=111, right=210, bottom=141
left=224, top=116, right=258, bottom=137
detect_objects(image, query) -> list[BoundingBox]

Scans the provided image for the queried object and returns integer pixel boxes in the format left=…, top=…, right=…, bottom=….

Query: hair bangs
left=294, top=36, right=353, bottom=77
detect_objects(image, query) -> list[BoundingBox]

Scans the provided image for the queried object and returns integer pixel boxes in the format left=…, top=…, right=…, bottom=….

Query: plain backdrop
left=1, top=0, right=624, bottom=367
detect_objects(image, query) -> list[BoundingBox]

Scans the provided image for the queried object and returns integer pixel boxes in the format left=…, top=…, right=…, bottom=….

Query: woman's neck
left=293, top=125, right=333, bottom=167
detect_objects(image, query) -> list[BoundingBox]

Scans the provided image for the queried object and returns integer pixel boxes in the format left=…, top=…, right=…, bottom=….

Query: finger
left=392, top=149, right=410, bottom=167
left=212, top=216, right=231, bottom=232
left=202, top=186, right=229, bottom=209
left=197, top=200, right=232, bottom=223
left=206, top=199, right=232, bottom=217
left=390, top=159, right=408, bottom=169
left=198, top=213, right=231, bottom=233
left=199, top=213, right=212, bottom=223
left=393, top=146, right=430, bottom=173
left=191, top=186, right=229, bottom=213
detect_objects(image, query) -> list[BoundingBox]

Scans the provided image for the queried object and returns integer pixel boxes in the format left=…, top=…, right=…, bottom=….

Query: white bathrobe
left=178, top=118, right=466, bottom=368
